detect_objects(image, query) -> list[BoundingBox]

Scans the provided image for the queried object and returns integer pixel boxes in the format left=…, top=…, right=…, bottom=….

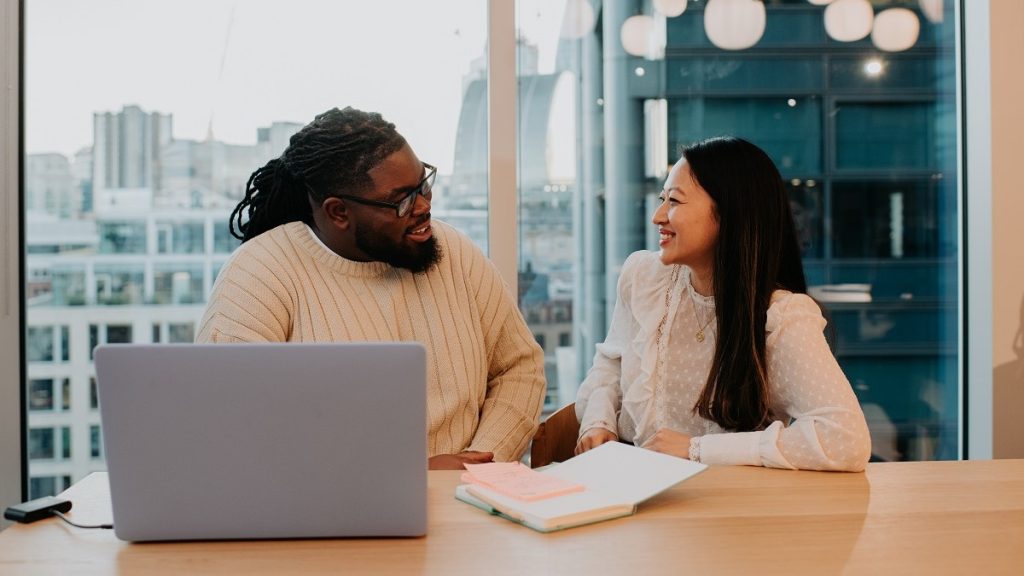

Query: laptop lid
left=94, top=342, right=427, bottom=541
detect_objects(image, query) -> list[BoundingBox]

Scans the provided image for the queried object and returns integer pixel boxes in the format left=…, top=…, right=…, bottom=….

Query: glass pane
left=28, top=379, right=54, bottom=411
left=168, top=323, right=195, bottom=343
left=831, top=180, right=953, bottom=259
left=29, top=477, right=57, bottom=499
left=29, top=428, right=54, bottom=460
left=835, top=103, right=940, bottom=170
left=516, top=1, right=581, bottom=412
left=25, top=0, right=488, bottom=489
left=94, top=265, right=145, bottom=306
left=155, top=221, right=205, bottom=254
left=26, top=326, right=54, bottom=362
left=153, top=265, right=204, bottom=305
left=61, top=426, right=71, bottom=459
left=669, top=98, right=822, bottom=175
left=90, top=425, right=102, bottom=459
left=50, top=266, right=86, bottom=307
left=61, top=378, right=70, bottom=410
left=106, top=325, right=133, bottom=344
left=98, top=222, right=147, bottom=254
left=668, top=58, right=822, bottom=93
left=213, top=224, right=241, bottom=254
left=60, top=326, right=70, bottom=361
left=523, top=1, right=962, bottom=463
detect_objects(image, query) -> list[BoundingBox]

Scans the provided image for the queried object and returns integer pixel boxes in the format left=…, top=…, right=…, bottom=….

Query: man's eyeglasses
left=337, top=163, right=436, bottom=218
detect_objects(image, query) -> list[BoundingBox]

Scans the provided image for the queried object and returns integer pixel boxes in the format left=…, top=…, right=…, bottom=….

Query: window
left=23, top=0, right=488, bottom=490
left=61, top=426, right=71, bottom=459
left=516, top=0, right=961, bottom=461
left=106, top=324, right=133, bottom=344
left=153, top=265, right=204, bottom=305
left=168, top=323, right=195, bottom=343
left=98, top=222, right=147, bottom=254
left=29, top=477, right=57, bottom=499
left=94, top=265, right=145, bottom=306
left=156, top=221, right=204, bottom=254
left=14, top=0, right=968, bottom=503
left=26, top=326, right=54, bottom=362
left=61, top=378, right=70, bottom=410
left=29, top=428, right=55, bottom=460
left=90, top=425, right=102, bottom=459
left=28, top=379, right=54, bottom=411
left=213, top=224, right=241, bottom=254
left=60, top=326, right=70, bottom=361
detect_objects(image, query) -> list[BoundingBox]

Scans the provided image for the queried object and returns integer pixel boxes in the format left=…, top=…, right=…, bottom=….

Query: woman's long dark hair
left=685, top=137, right=808, bottom=431
left=229, top=107, right=407, bottom=242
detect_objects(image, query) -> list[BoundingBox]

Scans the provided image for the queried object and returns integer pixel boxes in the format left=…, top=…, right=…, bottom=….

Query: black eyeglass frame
left=335, top=162, right=436, bottom=218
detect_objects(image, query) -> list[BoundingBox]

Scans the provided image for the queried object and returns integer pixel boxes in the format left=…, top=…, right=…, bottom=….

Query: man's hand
left=641, top=428, right=692, bottom=459
left=575, top=428, right=618, bottom=455
left=428, top=451, right=494, bottom=470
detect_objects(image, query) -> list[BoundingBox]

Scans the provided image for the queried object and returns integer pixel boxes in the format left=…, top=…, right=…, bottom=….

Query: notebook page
left=541, top=441, right=707, bottom=504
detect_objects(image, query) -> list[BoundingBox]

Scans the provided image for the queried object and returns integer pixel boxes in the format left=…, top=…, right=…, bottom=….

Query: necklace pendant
left=695, top=330, right=705, bottom=343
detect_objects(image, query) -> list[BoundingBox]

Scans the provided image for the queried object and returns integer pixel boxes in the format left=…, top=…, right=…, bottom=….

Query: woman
left=575, top=137, right=871, bottom=471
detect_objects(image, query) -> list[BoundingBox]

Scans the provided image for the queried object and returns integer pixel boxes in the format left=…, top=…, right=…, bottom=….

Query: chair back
left=530, top=402, right=579, bottom=468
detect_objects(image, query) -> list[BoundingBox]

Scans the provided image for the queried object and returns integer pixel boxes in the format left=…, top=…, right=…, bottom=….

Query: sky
left=25, top=0, right=569, bottom=175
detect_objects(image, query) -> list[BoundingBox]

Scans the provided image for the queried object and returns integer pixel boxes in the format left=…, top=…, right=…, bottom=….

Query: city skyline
left=24, top=0, right=570, bottom=175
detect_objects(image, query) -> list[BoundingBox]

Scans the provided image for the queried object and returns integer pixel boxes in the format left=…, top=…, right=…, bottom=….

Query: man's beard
left=354, top=225, right=442, bottom=274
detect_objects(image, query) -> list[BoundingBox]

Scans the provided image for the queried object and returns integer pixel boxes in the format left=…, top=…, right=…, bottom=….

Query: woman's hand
left=642, top=428, right=693, bottom=459
left=575, top=428, right=618, bottom=455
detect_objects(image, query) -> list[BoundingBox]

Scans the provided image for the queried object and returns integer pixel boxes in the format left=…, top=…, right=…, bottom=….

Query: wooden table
left=1, top=460, right=1022, bottom=575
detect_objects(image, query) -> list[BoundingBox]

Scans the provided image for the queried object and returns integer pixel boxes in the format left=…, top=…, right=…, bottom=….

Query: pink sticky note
left=462, top=462, right=585, bottom=501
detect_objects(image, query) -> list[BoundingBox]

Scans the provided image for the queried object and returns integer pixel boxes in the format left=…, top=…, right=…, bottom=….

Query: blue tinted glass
left=836, top=103, right=937, bottom=170
left=669, top=57, right=822, bottom=93
left=669, top=98, right=822, bottom=175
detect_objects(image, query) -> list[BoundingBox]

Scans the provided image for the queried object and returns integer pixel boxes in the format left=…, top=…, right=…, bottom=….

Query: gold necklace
left=655, top=266, right=681, bottom=348
left=689, top=286, right=714, bottom=343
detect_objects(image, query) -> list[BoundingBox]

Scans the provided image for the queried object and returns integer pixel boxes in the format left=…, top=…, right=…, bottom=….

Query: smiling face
left=347, top=144, right=441, bottom=273
left=651, top=157, right=719, bottom=271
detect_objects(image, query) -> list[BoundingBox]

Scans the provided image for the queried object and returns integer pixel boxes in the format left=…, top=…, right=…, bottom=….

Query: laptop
left=94, top=342, right=427, bottom=542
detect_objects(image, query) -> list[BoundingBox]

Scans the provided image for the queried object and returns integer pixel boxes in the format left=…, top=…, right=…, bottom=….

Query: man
left=196, top=107, right=546, bottom=469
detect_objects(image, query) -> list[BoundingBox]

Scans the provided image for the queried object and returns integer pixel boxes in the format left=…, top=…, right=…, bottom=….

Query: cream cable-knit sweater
left=196, top=220, right=546, bottom=462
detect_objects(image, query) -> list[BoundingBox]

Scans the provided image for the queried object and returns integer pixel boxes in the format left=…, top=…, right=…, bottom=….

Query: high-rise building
left=25, top=153, right=78, bottom=218
left=92, top=105, right=173, bottom=194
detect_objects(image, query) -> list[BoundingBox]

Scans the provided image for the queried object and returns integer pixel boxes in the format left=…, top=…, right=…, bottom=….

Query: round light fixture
left=704, top=0, right=767, bottom=51
left=871, top=8, right=920, bottom=52
left=919, top=0, right=944, bottom=24
left=620, top=14, right=656, bottom=57
left=807, top=0, right=835, bottom=5
left=824, top=0, right=873, bottom=42
left=560, top=0, right=597, bottom=40
left=653, top=0, right=688, bottom=18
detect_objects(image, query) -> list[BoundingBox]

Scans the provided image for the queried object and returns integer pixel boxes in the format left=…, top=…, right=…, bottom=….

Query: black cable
left=52, top=510, right=113, bottom=530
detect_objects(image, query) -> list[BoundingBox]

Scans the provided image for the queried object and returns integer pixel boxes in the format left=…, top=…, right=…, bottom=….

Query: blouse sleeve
left=574, top=253, right=644, bottom=439
left=697, top=293, right=872, bottom=472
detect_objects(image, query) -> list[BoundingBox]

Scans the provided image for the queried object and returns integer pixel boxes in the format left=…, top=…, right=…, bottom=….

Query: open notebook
left=455, top=442, right=707, bottom=532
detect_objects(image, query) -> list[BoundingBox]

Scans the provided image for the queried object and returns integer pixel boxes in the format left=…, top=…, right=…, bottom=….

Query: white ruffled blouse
left=575, top=250, right=872, bottom=471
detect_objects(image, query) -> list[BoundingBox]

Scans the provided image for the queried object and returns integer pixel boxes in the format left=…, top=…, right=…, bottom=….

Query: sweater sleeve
left=697, top=293, right=872, bottom=472
left=574, top=253, right=644, bottom=439
left=463, top=244, right=546, bottom=462
left=195, top=244, right=294, bottom=343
